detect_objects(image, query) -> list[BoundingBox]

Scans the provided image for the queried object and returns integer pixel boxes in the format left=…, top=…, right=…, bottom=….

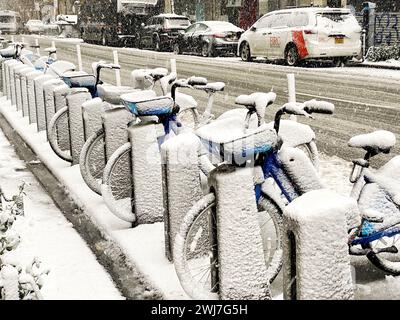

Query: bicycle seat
left=132, top=68, right=169, bottom=81
left=121, top=90, right=175, bottom=116
left=235, top=92, right=275, bottom=108
left=62, top=71, right=96, bottom=93
left=97, top=84, right=138, bottom=104
left=348, top=130, right=396, bottom=155
left=0, top=46, right=16, bottom=58
left=196, top=116, right=277, bottom=164
left=196, top=82, right=225, bottom=93
left=169, top=92, right=198, bottom=111
left=48, top=60, right=76, bottom=77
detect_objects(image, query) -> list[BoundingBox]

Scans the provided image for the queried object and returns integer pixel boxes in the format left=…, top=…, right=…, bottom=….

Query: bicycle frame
left=258, top=144, right=400, bottom=251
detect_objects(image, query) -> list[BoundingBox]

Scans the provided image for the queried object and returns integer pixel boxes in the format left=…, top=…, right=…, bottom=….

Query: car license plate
left=335, top=37, right=344, bottom=44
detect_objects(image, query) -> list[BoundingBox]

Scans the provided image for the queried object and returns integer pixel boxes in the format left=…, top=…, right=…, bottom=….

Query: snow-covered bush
left=0, top=184, right=49, bottom=300
left=366, top=45, right=400, bottom=62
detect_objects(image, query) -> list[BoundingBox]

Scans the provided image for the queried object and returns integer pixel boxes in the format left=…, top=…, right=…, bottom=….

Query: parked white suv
left=238, top=7, right=362, bottom=66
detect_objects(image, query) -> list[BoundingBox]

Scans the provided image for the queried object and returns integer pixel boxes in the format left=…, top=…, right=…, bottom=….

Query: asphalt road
left=19, top=35, right=400, bottom=167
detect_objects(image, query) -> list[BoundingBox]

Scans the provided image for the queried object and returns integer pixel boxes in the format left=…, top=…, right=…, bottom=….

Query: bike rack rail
left=283, top=189, right=358, bottom=300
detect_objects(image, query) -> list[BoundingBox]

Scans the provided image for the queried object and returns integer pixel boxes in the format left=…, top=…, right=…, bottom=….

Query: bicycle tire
left=177, top=107, right=200, bottom=131
left=48, top=106, right=72, bottom=162
left=101, top=142, right=135, bottom=223
left=363, top=235, right=400, bottom=275
left=79, top=128, right=106, bottom=195
left=173, top=193, right=283, bottom=299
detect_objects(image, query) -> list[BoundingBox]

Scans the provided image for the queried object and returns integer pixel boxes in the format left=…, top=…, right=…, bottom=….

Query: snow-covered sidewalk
left=0, top=125, right=123, bottom=300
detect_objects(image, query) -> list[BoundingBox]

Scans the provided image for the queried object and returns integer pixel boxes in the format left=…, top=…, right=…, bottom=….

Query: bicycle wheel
left=48, top=106, right=72, bottom=162
left=177, top=107, right=199, bottom=131
left=173, top=193, right=283, bottom=299
left=79, top=128, right=106, bottom=195
left=363, top=234, right=400, bottom=275
left=101, top=143, right=135, bottom=223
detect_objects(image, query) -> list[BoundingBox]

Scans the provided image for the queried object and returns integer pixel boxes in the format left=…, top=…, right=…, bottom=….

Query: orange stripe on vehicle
left=292, top=30, right=309, bottom=59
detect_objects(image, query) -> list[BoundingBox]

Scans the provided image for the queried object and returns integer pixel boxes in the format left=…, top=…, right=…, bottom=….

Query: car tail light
left=303, top=29, right=317, bottom=35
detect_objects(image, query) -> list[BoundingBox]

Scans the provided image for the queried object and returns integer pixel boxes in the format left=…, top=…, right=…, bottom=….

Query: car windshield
left=165, top=18, right=190, bottom=28
left=0, top=16, right=14, bottom=23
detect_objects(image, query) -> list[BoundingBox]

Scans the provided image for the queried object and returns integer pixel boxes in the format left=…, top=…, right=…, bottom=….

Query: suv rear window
left=316, top=12, right=359, bottom=29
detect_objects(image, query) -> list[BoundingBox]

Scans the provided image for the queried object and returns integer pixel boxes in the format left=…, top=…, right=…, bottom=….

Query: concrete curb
left=349, top=62, right=400, bottom=71
left=0, top=111, right=163, bottom=300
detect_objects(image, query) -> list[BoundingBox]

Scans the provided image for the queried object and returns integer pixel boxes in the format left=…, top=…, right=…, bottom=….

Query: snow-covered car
left=25, top=20, right=45, bottom=34
left=173, top=21, right=244, bottom=57
left=238, top=7, right=362, bottom=66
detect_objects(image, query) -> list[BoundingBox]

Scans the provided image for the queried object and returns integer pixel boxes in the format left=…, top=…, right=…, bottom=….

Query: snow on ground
left=363, top=59, right=400, bottom=69
left=1, top=95, right=400, bottom=299
left=0, top=126, right=124, bottom=300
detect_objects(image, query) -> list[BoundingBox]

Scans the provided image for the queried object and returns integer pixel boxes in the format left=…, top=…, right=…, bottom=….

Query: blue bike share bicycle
left=172, top=92, right=400, bottom=299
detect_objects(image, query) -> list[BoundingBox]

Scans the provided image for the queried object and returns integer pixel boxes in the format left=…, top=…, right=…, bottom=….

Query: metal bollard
left=209, top=165, right=271, bottom=300
left=282, top=189, right=357, bottom=300
left=66, top=88, right=92, bottom=165
left=13, top=65, right=32, bottom=112
left=128, top=121, right=164, bottom=225
left=161, top=132, right=203, bottom=261
left=43, top=79, right=65, bottom=135
left=19, top=67, right=35, bottom=117
left=34, top=74, right=55, bottom=131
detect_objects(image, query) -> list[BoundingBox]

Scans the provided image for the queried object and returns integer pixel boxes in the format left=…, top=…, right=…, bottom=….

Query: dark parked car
left=172, top=21, right=244, bottom=57
left=138, top=13, right=191, bottom=51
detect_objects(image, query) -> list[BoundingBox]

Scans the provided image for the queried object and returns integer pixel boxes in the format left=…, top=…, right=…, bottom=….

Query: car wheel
left=332, top=57, right=348, bottom=68
left=285, top=45, right=299, bottom=66
left=173, top=43, right=180, bottom=55
left=240, top=42, right=252, bottom=62
left=202, top=43, right=211, bottom=57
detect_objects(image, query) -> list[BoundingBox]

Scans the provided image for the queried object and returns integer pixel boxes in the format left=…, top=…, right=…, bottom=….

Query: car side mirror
left=250, top=26, right=257, bottom=32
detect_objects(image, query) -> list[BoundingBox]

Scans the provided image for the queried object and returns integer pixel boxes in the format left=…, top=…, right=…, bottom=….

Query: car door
left=192, top=23, right=209, bottom=52
left=247, top=14, right=274, bottom=57
left=183, top=24, right=198, bottom=53
left=267, top=13, right=291, bottom=59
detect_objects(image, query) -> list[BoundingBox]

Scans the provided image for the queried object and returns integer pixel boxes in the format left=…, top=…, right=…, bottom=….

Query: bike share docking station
left=283, top=189, right=359, bottom=300
left=161, top=132, right=203, bottom=261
